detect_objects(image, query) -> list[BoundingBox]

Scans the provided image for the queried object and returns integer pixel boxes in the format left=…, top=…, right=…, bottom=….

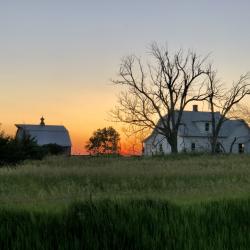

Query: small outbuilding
left=15, top=117, right=72, bottom=155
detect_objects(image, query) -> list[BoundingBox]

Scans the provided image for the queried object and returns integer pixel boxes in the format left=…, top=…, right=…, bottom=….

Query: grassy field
left=1, top=154, right=250, bottom=209
left=1, top=154, right=250, bottom=249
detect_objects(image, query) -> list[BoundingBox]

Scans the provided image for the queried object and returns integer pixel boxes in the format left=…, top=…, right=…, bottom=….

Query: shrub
left=0, top=134, right=46, bottom=165
left=42, top=143, right=65, bottom=155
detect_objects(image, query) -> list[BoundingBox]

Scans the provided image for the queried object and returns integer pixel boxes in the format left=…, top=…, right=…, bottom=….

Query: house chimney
left=40, top=116, right=45, bottom=126
left=193, top=105, right=198, bottom=112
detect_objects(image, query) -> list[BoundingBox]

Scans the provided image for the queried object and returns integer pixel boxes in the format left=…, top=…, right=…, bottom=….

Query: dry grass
left=0, top=154, right=250, bottom=210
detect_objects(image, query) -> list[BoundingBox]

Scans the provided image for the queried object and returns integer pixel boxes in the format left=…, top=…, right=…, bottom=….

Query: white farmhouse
left=143, top=105, right=250, bottom=155
left=15, top=117, right=72, bottom=155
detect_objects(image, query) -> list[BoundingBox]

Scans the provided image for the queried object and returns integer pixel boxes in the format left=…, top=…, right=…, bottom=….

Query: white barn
left=143, top=106, right=250, bottom=155
left=15, top=117, right=72, bottom=155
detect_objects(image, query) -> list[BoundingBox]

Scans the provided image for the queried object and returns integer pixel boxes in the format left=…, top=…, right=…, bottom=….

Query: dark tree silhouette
left=207, top=69, right=250, bottom=153
left=85, top=127, right=120, bottom=155
left=111, top=43, right=210, bottom=153
left=0, top=130, right=45, bottom=165
left=228, top=103, right=250, bottom=125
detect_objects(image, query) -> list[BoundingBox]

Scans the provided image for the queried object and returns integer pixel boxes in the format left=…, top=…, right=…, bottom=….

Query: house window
left=146, top=144, right=152, bottom=155
left=239, top=143, right=244, bottom=153
left=205, top=122, right=209, bottom=132
left=216, top=143, right=221, bottom=153
left=191, top=143, right=195, bottom=151
left=159, top=144, right=163, bottom=154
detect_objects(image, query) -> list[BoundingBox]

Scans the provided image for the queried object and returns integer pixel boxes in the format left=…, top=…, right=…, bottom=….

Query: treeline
left=0, top=131, right=65, bottom=165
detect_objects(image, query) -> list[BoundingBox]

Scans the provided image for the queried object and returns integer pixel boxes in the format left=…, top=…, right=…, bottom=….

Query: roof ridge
left=15, top=124, right=65, bottom=126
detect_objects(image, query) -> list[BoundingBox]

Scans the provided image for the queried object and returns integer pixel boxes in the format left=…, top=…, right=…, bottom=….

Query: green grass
left=1, top=199, right=250, bottom=249
left=1, top=154, right=250, bottom=209
left=1, top=154, right=250, bottom=249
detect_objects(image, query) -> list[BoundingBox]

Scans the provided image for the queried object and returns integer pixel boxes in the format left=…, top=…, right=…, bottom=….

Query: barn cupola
left=40, top=116, right=45, bottom=126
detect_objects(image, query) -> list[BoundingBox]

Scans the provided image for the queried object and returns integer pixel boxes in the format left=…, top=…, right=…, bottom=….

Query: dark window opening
left=239, top=143, right=244, bottom=153
left=216, top=143, right=221, bottom=153
left=205, top=122, right=209, bottom=131
left=159, top=144, right=163, bottom=154
left=191, top=143, right=195, bottom=151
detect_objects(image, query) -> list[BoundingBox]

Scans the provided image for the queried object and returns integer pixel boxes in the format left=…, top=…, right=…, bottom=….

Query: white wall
left=194, top=121, right=211, bottom=134
left=180, top=137, right=211, bottom=153
left=143, top=122, right=250, bottom=155
left=223, top=124, right=250, bottom=153
left=143, top=135, right=207, bottom=155
left=143, top=134, right=171, bottom=155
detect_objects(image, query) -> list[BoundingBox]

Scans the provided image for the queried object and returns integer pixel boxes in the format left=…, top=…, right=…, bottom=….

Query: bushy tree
left=0, top=131, right=45, bottom=165
left=85, top=127, right=120, bottom=155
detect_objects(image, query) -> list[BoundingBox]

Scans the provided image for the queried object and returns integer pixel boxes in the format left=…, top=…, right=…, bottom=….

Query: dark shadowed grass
left=1, top=199, right=250, bottom=249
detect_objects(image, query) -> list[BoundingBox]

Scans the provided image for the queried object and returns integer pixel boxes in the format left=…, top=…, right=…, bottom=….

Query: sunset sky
left=1, top=0, right=250, bottom=154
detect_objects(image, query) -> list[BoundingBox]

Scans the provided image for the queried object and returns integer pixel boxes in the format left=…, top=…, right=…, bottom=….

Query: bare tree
left=228, top=103, right=250, bottom=125
left=111, top=43, right=210, bottom=153
left=207, top=70, right=250, bottom=153
left=121, top=126, right=149, bottom=155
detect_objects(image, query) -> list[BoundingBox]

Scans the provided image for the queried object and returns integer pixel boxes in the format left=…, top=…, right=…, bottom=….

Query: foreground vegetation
left=2, top=199, right=250, bottom=250
left=1, top=154, right=250, bottom=249
left=1, top=154, right=250, bottom=208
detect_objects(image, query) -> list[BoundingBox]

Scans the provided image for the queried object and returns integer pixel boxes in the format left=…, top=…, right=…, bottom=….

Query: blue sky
left=1, top=1, right=249, bottom=82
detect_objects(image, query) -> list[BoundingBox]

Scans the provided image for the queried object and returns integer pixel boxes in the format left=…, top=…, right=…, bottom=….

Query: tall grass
left=0, top=155, right=250, bottom=249
left=1, top=154, right=250, bottom=208
left=0, top=199, right=250, bottom=249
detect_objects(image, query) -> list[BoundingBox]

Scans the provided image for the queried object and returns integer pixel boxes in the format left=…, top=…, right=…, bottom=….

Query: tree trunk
left=211, top=137, right=217, bottom=154
left=168, top=133, right=178, bottom=153
left=229, top=137, right=237, bottom=153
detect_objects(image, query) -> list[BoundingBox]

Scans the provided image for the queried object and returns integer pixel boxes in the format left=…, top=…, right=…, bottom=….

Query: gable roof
left=144, top=110, right=250, bottom=142
left=177, top=111, right=220, bottom=137
left=220, top=119, right=250, bottom=137
left=180, top=110, right=221, bottom=122
left=15, top=124, right=72, bottom=147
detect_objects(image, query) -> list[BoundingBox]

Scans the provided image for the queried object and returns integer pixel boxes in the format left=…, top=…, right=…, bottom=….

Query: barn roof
left=15, top=124, right=72, bottom=147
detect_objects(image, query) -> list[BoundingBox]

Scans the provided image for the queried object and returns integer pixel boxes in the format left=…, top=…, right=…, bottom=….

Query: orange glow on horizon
left=2, top=100, right=250, bottom=156
left=71, top=129, right=143, bottom=155
left=1, top=121, right=144, bottom=156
